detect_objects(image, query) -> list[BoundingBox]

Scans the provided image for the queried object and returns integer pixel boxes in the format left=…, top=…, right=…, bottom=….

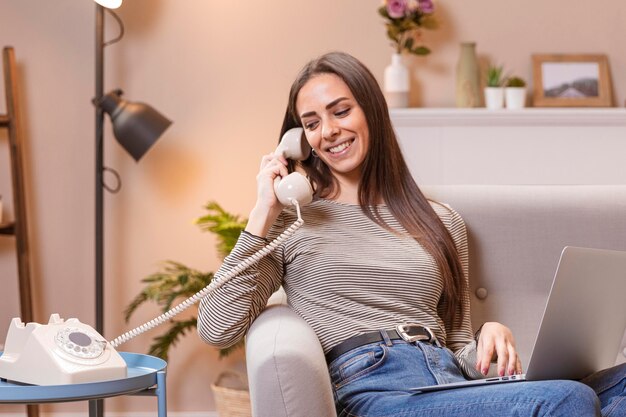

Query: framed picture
left=532, top=54, right=612, bottom=107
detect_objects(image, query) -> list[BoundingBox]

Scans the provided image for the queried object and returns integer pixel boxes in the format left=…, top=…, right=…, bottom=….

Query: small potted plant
left=484, top=65, right=505, bottom=110
left=505, top=76, right=527, bottom=109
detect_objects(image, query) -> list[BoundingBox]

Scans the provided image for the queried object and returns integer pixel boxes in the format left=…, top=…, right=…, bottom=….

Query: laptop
left=411, top=246, right=626, bottom=393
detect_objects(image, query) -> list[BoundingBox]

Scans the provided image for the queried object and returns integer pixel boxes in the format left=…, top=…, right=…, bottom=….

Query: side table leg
left=89, top=399, right=103, bottom=417
left=156, top=370, right=167, bottom=417
left=26, top=404, right=39, bottom=417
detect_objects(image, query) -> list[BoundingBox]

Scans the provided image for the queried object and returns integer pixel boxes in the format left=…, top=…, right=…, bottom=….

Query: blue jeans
left=328, top=336, right=626, bottom=417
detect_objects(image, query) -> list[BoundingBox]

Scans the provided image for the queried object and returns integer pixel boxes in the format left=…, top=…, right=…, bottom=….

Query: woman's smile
left=326, top=138, right=355, bottom=155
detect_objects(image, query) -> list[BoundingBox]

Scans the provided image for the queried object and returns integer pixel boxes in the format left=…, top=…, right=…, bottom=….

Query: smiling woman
left=196, top=51, right=626, bottom=417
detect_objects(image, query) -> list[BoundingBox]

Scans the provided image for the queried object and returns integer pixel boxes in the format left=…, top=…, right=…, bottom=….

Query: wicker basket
left=210, top=371, right=252, bottom=417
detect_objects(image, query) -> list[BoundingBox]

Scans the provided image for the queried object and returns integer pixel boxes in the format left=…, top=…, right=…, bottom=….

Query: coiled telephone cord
left=110, top=201, right=303, bottom=348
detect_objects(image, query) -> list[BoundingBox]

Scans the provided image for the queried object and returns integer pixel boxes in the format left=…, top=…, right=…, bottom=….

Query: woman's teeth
left=329, top=139, right=353, bottom=154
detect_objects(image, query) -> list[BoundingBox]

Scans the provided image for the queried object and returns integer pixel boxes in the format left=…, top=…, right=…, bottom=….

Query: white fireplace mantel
left=391, top=108, right=626, bottom=185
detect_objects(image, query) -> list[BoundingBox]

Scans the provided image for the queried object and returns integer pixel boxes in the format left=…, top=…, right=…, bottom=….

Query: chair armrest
left=246, top=303, right=336, bottom=417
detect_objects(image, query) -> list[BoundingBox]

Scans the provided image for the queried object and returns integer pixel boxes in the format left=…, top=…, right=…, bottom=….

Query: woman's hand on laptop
left=475, top=322, right=523, bottom=377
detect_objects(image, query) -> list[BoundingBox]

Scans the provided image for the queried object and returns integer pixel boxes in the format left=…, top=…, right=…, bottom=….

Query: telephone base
left=0, top=314, right=127, bottom=386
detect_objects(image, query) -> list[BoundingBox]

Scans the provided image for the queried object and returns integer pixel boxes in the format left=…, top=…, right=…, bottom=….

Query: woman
left=198, top=52, right=625, bottom=416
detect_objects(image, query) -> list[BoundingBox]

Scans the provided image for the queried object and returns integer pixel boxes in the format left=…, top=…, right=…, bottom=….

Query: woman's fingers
left=260, top=153, right=289, bottom=178
left=515, top=356, right=523, bottom=375
left=260, top=153, right=288, bottom=170
left=255, top=152, right=290, bottom=208
left=495, top=334, right=522, bottom=376
left=245, top=152, right=291, bottom=236
left=476, top=337, right=495, bottom=375
left=506, top=344, right=520, bottom=376
left=475, top=322, right=522, bottom=376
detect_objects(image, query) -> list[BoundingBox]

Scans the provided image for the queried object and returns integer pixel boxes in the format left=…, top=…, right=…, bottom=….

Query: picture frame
left=532, top=54, right=612, bottom=107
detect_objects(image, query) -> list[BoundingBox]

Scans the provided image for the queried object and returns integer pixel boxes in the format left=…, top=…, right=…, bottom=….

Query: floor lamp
left=91, top=2, right=171, bottom=415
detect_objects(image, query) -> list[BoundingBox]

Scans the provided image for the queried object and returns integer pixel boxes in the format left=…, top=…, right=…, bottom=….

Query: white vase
left=484, top=87, right=504, bottom=110
left=384, top=53, right=409, bottom=108
left=505, top=87, right=527, bottom=109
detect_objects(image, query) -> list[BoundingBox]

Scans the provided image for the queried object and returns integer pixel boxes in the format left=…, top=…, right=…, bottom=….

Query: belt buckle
left=396, top=324, right=434, bottom=344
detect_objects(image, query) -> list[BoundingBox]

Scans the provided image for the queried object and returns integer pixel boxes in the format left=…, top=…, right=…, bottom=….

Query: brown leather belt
left=325, top=324, right=437, bottom=364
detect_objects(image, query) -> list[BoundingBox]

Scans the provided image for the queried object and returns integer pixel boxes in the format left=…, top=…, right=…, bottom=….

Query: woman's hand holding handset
left=245, top=152, right=290, bottom=238
left=475, top=321, right=523, bottom=377
left=245, top=128, right=313, bottom=238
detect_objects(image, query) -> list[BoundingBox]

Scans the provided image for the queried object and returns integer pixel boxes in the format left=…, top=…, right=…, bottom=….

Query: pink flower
left=386, top=0, right=407, bottom=19
left=418, top=0, right=434, bottom=14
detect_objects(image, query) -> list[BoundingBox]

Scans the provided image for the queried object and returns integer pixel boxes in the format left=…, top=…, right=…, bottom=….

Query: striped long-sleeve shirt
left=198, top=198, right=482, bottom=379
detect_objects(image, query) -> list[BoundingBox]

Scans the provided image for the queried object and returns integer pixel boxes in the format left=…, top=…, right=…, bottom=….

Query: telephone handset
left=273, top=127, right=314, bottom=206
left=0, top=128, right=313, bottom=386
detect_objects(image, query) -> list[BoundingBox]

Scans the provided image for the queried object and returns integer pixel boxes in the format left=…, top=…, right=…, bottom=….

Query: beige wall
left=0, top=0, right=625, bottom=413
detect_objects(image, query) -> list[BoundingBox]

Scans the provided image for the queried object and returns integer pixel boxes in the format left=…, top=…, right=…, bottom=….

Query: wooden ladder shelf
left=0, top=46, right=38, bottom=417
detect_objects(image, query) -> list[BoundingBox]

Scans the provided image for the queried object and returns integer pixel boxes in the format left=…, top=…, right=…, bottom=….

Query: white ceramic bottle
left=384, top=53, right=410, bottom=108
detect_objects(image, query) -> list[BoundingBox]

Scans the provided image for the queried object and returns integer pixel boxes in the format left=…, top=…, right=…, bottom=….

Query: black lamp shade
left=99, top=89, right=172, bottom=161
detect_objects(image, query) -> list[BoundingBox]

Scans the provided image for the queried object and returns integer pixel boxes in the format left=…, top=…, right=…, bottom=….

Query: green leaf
left=398, top=19, right=414, bottom=32
left=411, top=46, right=431, bottom=56
left=420, top=16, right=438, bottom=30
left=506, top=76, right=526, bottom=87
left=386, top=25, right=400, bottom=41
left=378, top=6, right=390, bottom=19
left=195, top=201, right=247, bottom=259
left=123, top=292, right=149, bottom=323
left=486, top=65, right=505, bottom=87
left=163, top=292, right=180, bottom=312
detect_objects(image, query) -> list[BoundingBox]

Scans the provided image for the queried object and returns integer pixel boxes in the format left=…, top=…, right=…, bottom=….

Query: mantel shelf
left=390, top=108, right=626, bottom=127
left=392, top=106, right=626, bottom=185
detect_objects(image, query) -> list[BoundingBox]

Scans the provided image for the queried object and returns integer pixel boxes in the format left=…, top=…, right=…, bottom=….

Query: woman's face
left=296, top=73, right=370, bottom=185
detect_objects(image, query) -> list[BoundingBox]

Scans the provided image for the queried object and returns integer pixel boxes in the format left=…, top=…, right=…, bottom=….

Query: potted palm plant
left=124, top=201, right=250, bottom=416
left=124, top=201, right=246, bottom=359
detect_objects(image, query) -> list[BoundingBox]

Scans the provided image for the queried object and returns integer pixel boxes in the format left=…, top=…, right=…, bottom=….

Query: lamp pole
left=92, top=5, right=105, bottom=417
left=92, top=1, right=170, bottom=341
left=95, top=3, right=105, bottom=339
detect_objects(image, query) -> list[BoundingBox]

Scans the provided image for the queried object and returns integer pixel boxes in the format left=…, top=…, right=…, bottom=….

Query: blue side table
left=0, top=352, right=167, bottom=417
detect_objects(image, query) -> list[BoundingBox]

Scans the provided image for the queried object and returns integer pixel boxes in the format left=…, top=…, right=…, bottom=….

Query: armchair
left=246, top=185, right=626, bottom=417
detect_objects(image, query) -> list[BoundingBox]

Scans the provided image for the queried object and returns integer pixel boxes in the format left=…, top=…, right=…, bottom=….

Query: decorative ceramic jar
left=455, top=42, right=481, bottom=107
left=384, top=53, right=409, bottom=108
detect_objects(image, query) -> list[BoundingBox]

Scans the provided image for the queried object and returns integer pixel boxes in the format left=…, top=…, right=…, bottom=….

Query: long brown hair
left=279, top=52, right=465, bottom=327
